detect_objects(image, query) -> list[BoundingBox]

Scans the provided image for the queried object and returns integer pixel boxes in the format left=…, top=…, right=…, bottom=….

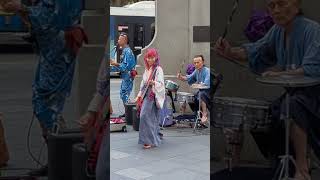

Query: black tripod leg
left=168, top=91, right=176, bottom=113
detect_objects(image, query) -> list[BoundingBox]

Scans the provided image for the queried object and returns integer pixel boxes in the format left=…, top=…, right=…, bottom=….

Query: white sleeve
left=153, top=66, right=166, bottom=109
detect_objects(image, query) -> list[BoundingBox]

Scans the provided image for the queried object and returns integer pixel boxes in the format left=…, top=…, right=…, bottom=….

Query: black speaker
left=72, top=143, right=95, bottom=180
left=47, top=132, right=83, bottom=180
left=125, top=102, right=136, bottom=125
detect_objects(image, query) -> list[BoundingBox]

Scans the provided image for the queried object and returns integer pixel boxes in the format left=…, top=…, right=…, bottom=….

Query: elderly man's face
left=193, top=57, right=204, bottom=70
left=267, top=0, right=300, bottom=26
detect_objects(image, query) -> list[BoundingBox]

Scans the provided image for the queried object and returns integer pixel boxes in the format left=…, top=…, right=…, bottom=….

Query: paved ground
left=0, top=53, right=49, bottom=178
left=110, top=125, right=210, bottom=180
left=0, top=50, right=77, bottom=179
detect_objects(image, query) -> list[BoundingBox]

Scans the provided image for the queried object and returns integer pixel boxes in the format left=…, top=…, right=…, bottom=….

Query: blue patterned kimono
left=243, top=16, right=320, bottom=160
left=186, top=66, right=211, bottom=108
left=243, top=16, right=320, bottom=76
left=29, top=0, right=82, bottom=129
left=111, top=46, right=136, bottom=104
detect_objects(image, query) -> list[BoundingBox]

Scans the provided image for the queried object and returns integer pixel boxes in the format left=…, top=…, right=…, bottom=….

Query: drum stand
left=255, top=75, right=320, bottom=180
left=193, top=91, right=203, bottom=132
left=273, top=91, right=297, bottom=180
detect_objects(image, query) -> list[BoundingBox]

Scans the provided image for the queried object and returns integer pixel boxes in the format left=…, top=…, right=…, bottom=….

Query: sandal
left=143, top=144, right=152, bottom=149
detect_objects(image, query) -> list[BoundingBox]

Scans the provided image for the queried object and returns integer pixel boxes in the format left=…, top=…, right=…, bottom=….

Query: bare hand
left=149, top=80, right=155, bottom=86
left=177, top=73, right=183, bottom=80
left=1, top=0, right=21, bottom=13
left=78, top=111, right=95, bottom=129
left=110, top=59, right=116, bottom=66
left=134, top=96, right=141, bottom=103
left=213, top=37, right=232, bottom=58
left=262, top=71, right=281, bottom=77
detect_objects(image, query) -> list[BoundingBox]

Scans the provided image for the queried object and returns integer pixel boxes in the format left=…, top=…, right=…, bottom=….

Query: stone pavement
left=110, top=125, right=210, bottom=180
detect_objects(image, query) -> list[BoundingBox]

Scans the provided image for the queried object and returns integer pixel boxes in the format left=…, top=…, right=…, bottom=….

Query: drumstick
left=179, top=61, right=184, bottom=74
left=222, top=0, right=239, bottom=39
left=213, top=50, right=259, bottom=74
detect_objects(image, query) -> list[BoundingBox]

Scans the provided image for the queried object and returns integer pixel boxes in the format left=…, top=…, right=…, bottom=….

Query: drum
left=212, top=97, right=271, bottom=131
left=176, top=92, right=194, bottom=103
left=165, top=80, right=179, bottom=92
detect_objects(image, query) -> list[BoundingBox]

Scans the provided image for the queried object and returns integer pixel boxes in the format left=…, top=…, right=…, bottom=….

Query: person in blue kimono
left=177, top=55, right=210, bottom=124
left=110, top=33, right=136, bottom=115
left=1, top=0, right=86, bottom=176
left=214, top=0, right=320, bottom=179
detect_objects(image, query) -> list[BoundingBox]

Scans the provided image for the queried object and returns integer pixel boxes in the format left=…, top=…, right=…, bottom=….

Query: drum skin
left=165, top=80, right=179, bottom=92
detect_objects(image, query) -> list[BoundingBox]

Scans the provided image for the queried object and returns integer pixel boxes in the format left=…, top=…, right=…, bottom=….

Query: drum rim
left=214, top=97, right=270, bottom=106
left=165, top=80, right=179, bottom=85
left=176, top=92, right=194, bottom=96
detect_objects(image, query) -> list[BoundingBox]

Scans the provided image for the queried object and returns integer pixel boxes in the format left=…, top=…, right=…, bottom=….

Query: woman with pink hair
left=135, top=48, right=165, bottom=149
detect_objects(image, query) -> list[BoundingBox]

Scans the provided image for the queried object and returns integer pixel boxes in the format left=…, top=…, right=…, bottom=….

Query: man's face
left=193, top=57, right=204, bottom=70
left=267, top=0, right=299, bottom=26
left=117, top=35, right=127, bottom=46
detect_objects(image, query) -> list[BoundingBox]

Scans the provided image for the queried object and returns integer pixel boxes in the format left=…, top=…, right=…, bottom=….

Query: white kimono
left=138, top=66, right=165, bottom=109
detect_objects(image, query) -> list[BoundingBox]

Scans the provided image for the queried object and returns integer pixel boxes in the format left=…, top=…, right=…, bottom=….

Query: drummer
left=177, top=55, right=210, bottom=123
left=214, top=0, right=320, bottom=179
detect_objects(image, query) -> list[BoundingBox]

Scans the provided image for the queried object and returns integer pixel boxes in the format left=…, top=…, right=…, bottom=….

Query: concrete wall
left=134, top=0, right=210, bottom=95
left=74, top=0, right=108, bottom=119
left=189, top=0, right=210, bottom=63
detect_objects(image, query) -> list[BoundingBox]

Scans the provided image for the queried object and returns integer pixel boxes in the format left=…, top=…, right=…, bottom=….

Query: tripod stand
left=256, top=75, right=320, bottom=180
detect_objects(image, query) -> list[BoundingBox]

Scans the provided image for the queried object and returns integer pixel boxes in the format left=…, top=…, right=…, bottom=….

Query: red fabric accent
left=136, top=67, right=156, bottom=116
left=130, top=69, right=138, bottom=79
left=65, top=26, right=88, bottom=56
left=86, top=120, right=107, bottom=175
left=81, top=97, right=109, bottom=175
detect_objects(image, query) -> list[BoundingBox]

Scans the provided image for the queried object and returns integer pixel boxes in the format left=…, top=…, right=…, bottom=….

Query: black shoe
left=27, top=165, right=48, bottom=176
left=198, top=123, right=208, bottom=129
left=159, top=133, right=163, bottom=140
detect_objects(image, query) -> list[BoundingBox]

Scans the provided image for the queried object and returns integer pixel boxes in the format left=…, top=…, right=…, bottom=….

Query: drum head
left=177, top=92, right=193, bottom=96
left=165, top=80, right=177, bottom=85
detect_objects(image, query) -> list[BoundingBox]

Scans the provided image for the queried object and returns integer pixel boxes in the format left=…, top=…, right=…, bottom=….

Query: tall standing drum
left=212, top=97, right=272, bottom=170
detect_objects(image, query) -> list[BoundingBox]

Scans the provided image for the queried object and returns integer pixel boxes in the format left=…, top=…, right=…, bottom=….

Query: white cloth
left=138, top=66, right=165, bottom=109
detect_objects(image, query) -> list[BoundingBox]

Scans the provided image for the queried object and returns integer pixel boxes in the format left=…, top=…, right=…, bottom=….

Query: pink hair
left=143, top=48, right=160, bottom=70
